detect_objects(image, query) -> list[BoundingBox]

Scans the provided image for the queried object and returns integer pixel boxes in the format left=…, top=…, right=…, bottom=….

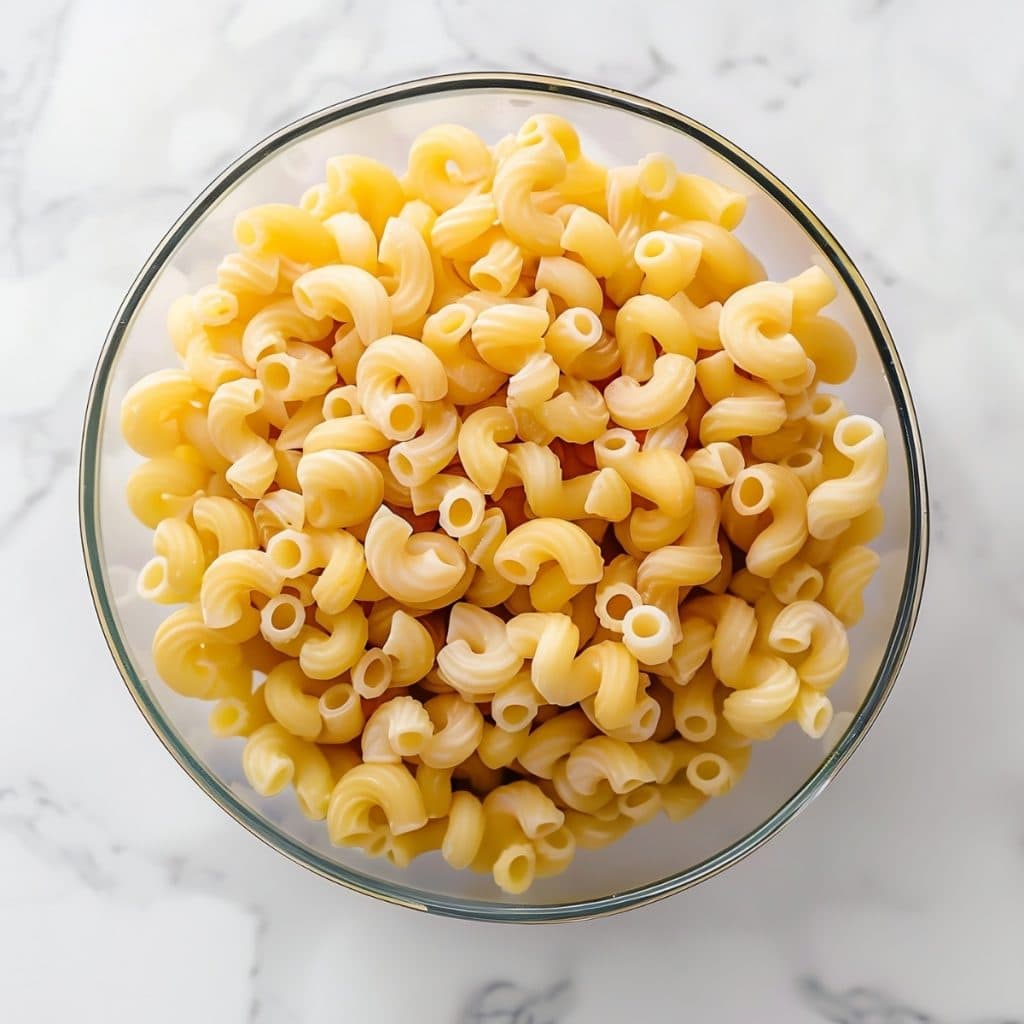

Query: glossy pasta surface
left=122, top=114, right=887, bottom=894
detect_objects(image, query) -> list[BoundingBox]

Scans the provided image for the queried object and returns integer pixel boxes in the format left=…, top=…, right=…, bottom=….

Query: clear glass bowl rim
left=79, top=72, right=929, bottom=923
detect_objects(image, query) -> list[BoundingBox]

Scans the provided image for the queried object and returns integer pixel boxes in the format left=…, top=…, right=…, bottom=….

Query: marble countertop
left=3, top=1, right=1020, bottom=1020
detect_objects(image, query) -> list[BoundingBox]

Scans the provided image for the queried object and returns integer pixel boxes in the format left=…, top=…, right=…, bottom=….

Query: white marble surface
left=2, top=1, right=1021, bottom=1020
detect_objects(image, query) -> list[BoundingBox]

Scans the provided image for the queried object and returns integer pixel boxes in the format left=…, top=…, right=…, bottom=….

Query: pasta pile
left=121, top=115, right=888, bottom=895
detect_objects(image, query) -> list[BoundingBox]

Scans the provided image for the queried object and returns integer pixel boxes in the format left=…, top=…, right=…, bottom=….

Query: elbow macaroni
left=125, top=114, right=887, bottom=892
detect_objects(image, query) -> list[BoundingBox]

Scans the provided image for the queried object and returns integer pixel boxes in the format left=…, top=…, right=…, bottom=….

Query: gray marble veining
left=2, top=1, right=1022, bottom=1020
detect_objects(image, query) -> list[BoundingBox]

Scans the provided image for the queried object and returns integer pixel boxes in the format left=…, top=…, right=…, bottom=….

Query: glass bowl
left=79, top=73, right=928, bottom=922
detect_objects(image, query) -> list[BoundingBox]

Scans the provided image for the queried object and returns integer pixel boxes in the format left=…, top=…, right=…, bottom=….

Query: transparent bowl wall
left=81, top=75, right=927, bottom=921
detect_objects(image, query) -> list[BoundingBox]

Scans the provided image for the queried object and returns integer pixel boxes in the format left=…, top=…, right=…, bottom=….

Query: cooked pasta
left=124, top=113, right=886, bottom=893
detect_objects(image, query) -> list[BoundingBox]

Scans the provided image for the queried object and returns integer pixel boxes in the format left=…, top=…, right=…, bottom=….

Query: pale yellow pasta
left=263, top=660, right=327, bottom=741
left=354, top=334, right=448, bottom=440
left=769, top=558, right=824, bottom=604
left=507, top=614, right=638, bottom=729
left=655, top=613, right=715, bottom=687
left=378, top=217, right=434, bottom=330
left=595, top=554, right=642, bottom=632
left=297, top=604, right=368, bottom=680
left=441, top=791, right=487, bottom=869
left=469, top=233, right=523, bottom=296
left=234, top=204, right=338, bottom=265
left=662, top=173, right=747, bottom=230
left=535, top=256, right=603, bottom=313
left=302, top=413, right=390, bottom=456
left=686, top=749, right=745, bottom=798
left=664, top=219, right=764, bottom=301
left=470, top=302, right=549, bottom=373
left=321, top=383, right=362, bottom=419
left=821, top=545, right=880, bottom=626
left=793, top=684, right=834, bottom=739
left=322, top=155, right=405, bottom=236
left=271, top=398, right=322, bottom=452
left=672, top=662, right=719, bottom=742
left=565, top=737, right=656, bottom=797
left=130, top=116, right=888, bottom=893
left=209, top=684, right=273, bottom=738
left=421, top=305, right=505, bottom=405
left=364, top=505, right=468, bottom=605
left=517, top=376, right=610, bottom=445
left=200, top=549, right=282, bottom=629
left=152, top=604, right=251, bottom=700
left=241, top=297, right=331, bottom=367
left=415, top=693, right=483, bottom=770
left=507, top=352, right=560, bottom=409
left=581, top=685, right=661, bottom=744
left=296, top=449, right=383, bottom=529
left=491, top=840, right=537, bottom=895
left=731, top=464, right=809, bottom=578
left=406, top=123, right=493, bottom=212
left=615, top=293, right=697, bottom=381
left=506, top=442, right=593, bottom=521
left=322, top=211, right=378, bottom=274
left=769, top=600, right=850, bottom=689
left=412, top=474, right=486, bottom=538
left=242, top=722, right=334, bottom=820
left=137, top=518, right=207, bottom=603
left=686, top=441, right=745, bottom=488
left=257, top=342, right=337, bottom=404
left=533, top=824, right=577, bottom=878
left=719, top=279, right=811, bottom=383
left=492, top=136, right=567, bottom=255
left=430, top=194, right=498, bottom=257
left=558, top=205, right=625, bottom=277
left=564, top=810, right=633, bottom=850
left=318, top=682, right=366, bottom=744
left=207, top=378, right=277, bottom=499
left=606, top=164, right=652, bottom=252
left=728, top=567, right=770, bottom=604
left=621, top=605, right=674, bottom=666
left=292, top=264, right=392, bottom=343
left=776, top=446, right=825, bottom=492
left=457, top=406, right=516, bottom=493
left=636, top=152, right=678, bottom=202
left=362, top=695, right=434, bottom=763
left=327, top=763, right=428, bottom=842
left=806, top=415, right=888, bottom=539
left=594, top=429, right=695, bottom=551
left=604, top=352, right=696, bottom=430
left=380, top=609, right=436, bottom=686
left=436, top=603, right=524, bottom=695
left=805, top=392, right=849, bottom=448
left=385, top=400, right=459, bottom=489
left=478, top=723, right=532, bottom=770
left=516, top=709, right=595, bottom=780
left=491, top=672, right=544, bottom=732
left=543, top=307, right=603, bottom=374
left=459, top=509, right=517, bottom=608
left=484, top=780, right=563, bottom=840
left=722, top=657, right=800, bottom=740
left=657, top=780, right=707, bottom=822
left=216, top=250, right=280, bottom=296
left=634, top=230, right=702, bottom=297
left=414, top=764, right=453, bottom=821
left=120, top=369, right=202, bottom=457
left=351, top=648, right=393, bottom=699
left=494, top=518, right=603, bottom=587
left=385, top=820, right=448, bottom=868
left=584, top=467, right=633, bottom=523
left=695, top=351, right=789, bottom=444
left=259, top=593, right=306, bottom=646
